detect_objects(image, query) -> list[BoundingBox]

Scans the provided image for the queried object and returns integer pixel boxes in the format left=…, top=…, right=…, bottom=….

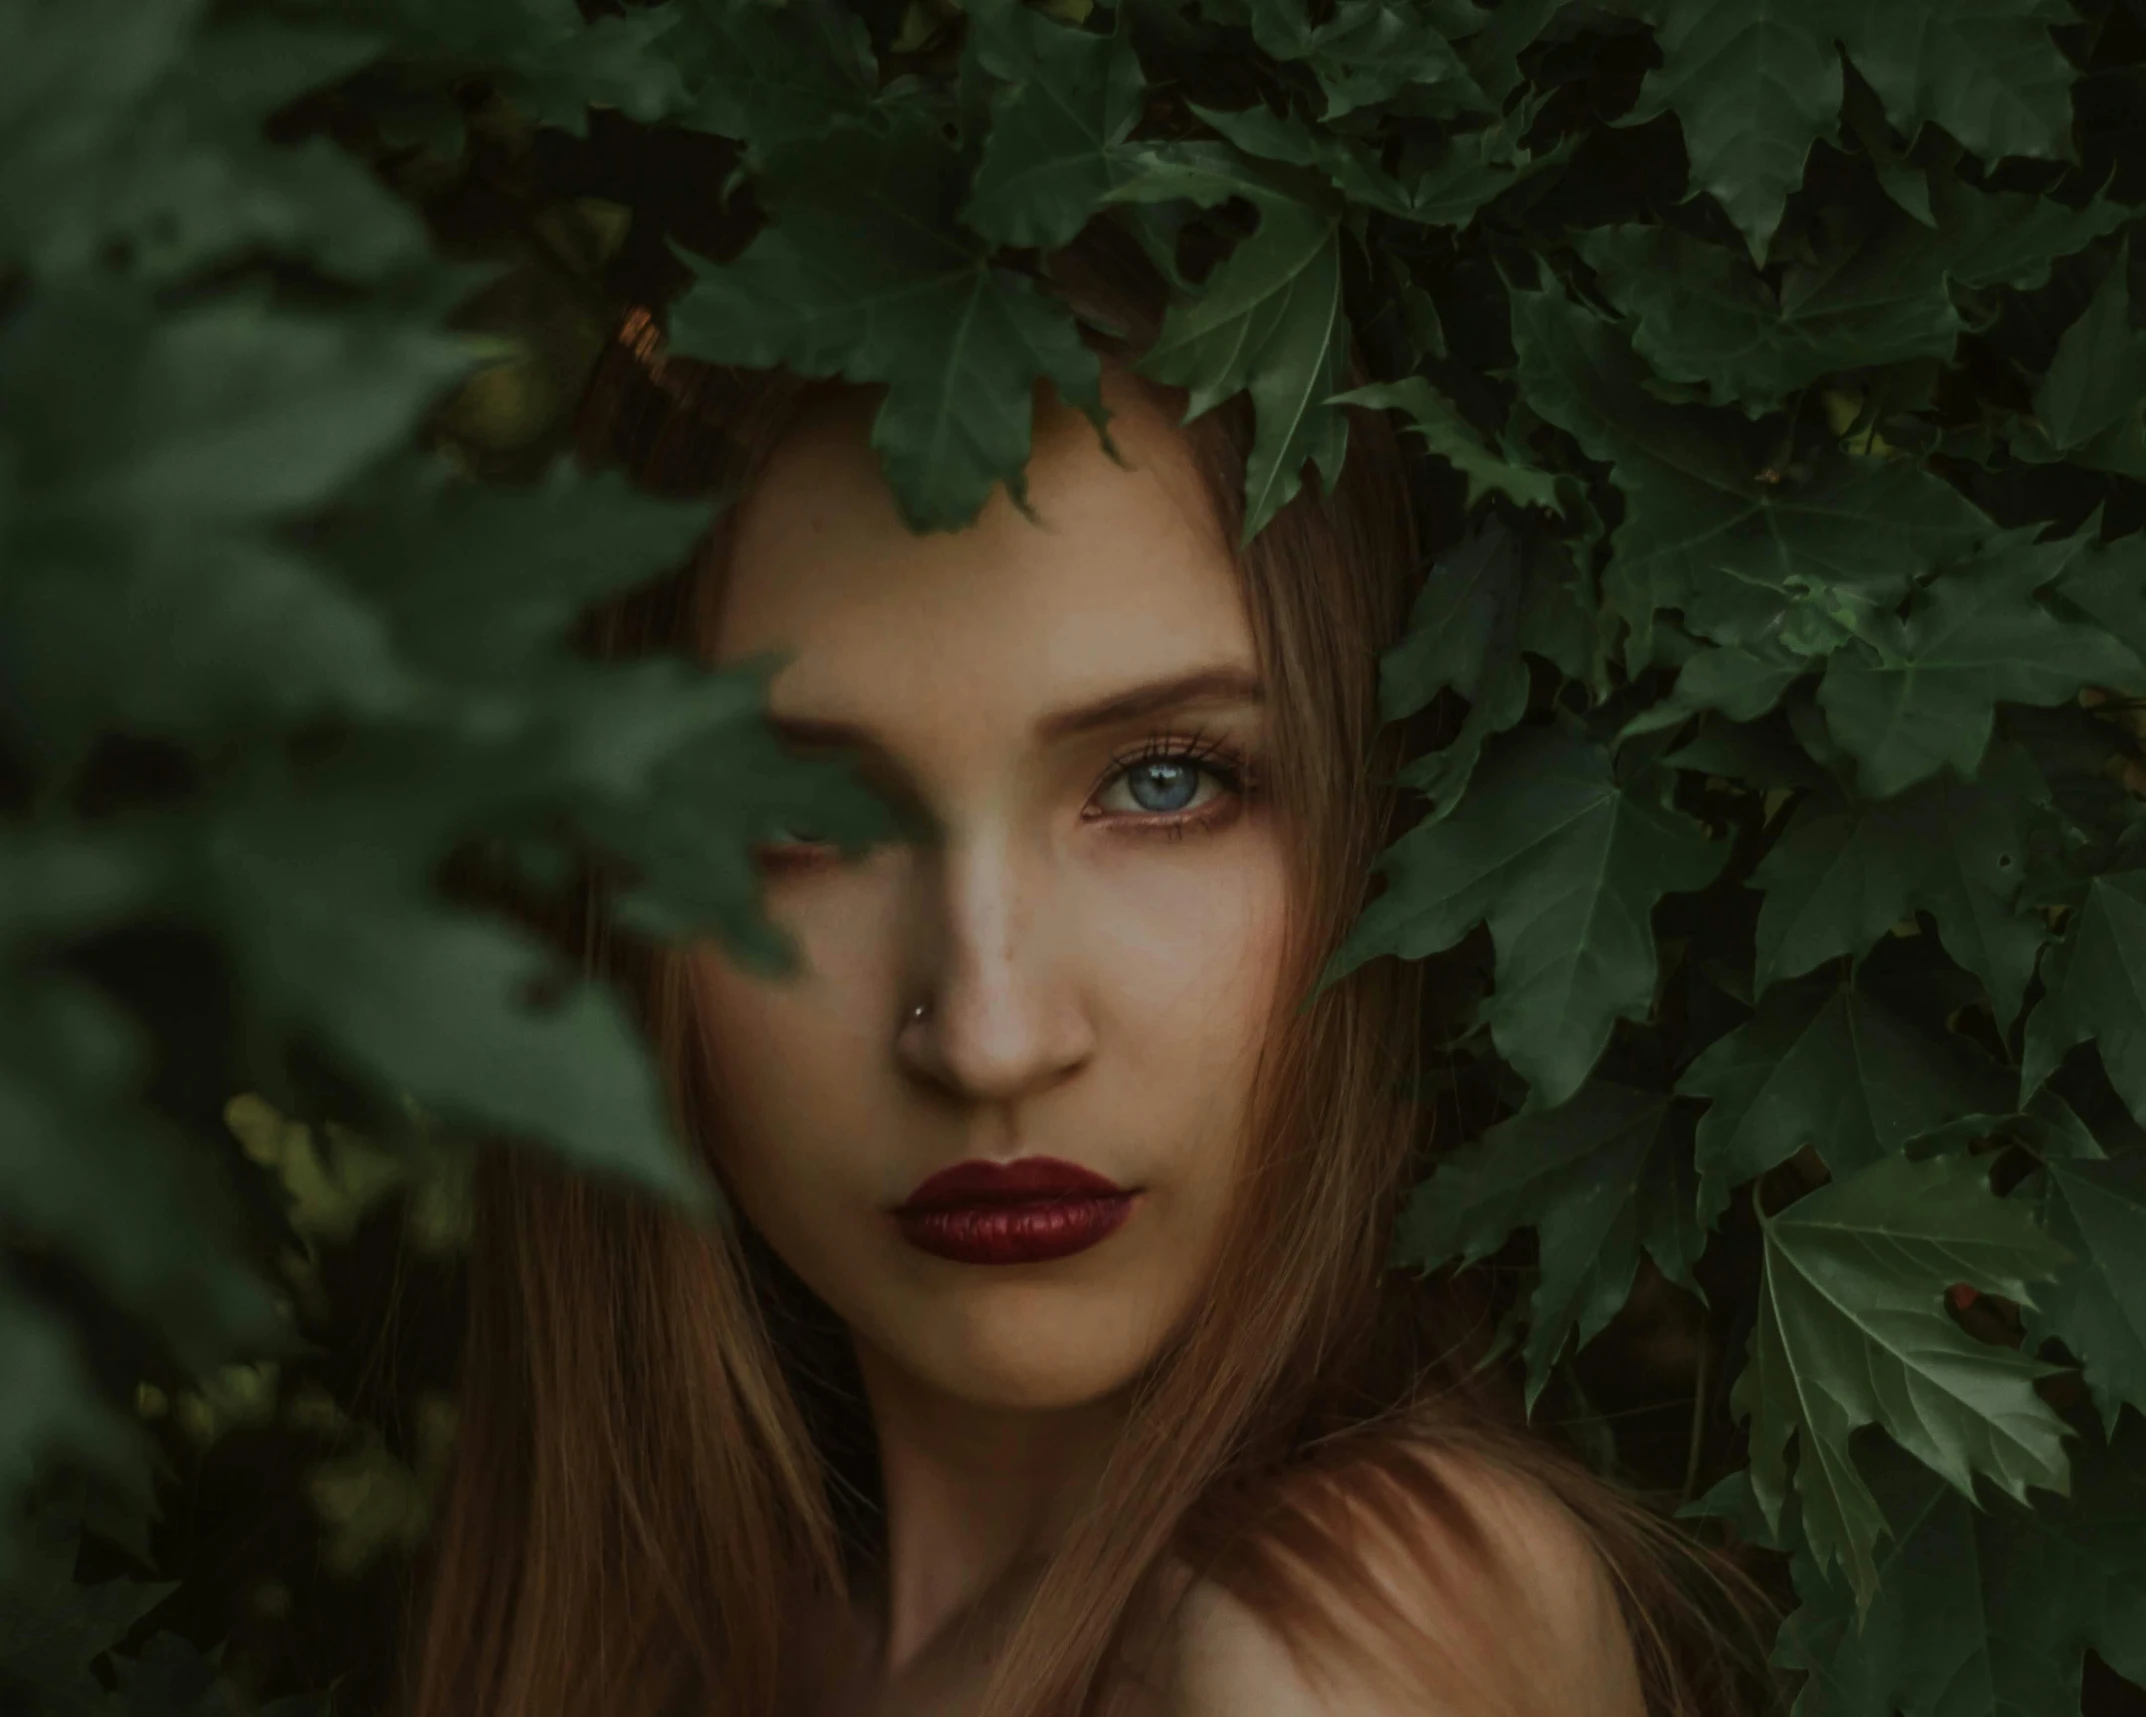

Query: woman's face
left=690, top=379, right=1291, bottom=1414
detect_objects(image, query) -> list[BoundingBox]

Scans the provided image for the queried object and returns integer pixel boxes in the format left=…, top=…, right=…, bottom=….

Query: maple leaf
left=1393, top=1081, right=1705, bottom=1408
left=1777, top=1422, right=2146, bottom=1717
left=1204, top=0, right=1485, bottom=120
left=1817, top=527, right=2145, bottom=799
left=1373, top=520, right=1595, bottom=817
left=1678, top=971, right=2014, bottom=1226
left=1734, top=1153, right=2074, bottom=1605
left=669, top=116, right=1107, bottom=532
left=1510, top=281, right=1988, bottom=657
left=2024, top=1152, right=2146, bottom=1436
left=2030, top=242, right=2146, bottom=481
left=1110, top=140, right=1350, bottom=542
left=1628, top=0, right=1847, bottom=261
left=1329, top=376, right=1566, bottom=514
left=2023, top=866, right=2146, bottom=1130
left=1842, top=0, right=2076, bottom=173
left=1750, top=772, right=2048, bottom=1024
left=959, top=0, right=1144, bottom=250
left=666, top=0, right=878, bottom=157
left=1330, top=724, right=1726, bottom=1106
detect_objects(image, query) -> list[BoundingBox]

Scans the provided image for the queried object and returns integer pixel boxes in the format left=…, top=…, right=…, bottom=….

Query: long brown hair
left=402, top=223, right=1780, bottom=1717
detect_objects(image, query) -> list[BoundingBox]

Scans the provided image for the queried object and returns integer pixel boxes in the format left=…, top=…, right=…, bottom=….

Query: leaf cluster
left=6, top=0, right=2146, bottom=1711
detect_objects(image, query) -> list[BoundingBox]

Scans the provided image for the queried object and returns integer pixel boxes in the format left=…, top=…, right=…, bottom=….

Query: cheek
left=683, top=875, right=904, bottom=1203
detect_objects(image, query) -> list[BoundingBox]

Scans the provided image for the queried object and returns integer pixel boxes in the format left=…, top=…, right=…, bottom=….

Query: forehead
left=709, top=381, right=1254, bottom=721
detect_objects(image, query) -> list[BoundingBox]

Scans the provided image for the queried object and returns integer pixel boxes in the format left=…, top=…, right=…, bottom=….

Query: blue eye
left=1125, top=759, right=1200, bottom=812
left=1092, top=738, right=1250, bottom=822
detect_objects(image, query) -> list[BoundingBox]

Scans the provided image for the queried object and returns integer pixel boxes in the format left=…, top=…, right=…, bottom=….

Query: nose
left=896, top=830, right=1094, bottom=1104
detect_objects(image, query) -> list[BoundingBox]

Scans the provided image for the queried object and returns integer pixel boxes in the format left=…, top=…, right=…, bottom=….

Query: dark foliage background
left=5, top=0, right=2146, bottom=1712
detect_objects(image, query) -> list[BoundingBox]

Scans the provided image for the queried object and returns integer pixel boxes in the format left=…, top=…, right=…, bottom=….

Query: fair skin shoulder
left=1165, top=1447, right=1646, bottom=1717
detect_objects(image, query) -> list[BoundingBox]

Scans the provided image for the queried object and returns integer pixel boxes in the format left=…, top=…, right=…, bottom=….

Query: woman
left=402, top=232, right=1774, bottom=1717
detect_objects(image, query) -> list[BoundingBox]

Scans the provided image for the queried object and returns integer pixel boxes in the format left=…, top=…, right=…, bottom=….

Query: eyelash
left=1085, top=729, right=1259, bottom=840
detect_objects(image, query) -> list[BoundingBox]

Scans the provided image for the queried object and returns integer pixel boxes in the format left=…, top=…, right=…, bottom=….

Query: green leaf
left=1678, top=971, right=2013, bottom=1226
left=1191, top=98, right=1559, bottom=229
left=200, top=778, right=714, bottom=1212
left=667, top=0, right=879, bottom=156
left=1207, top=0, right=1484, bottom=119
left=669, top=117, right=1106, bottom=531
left=1112, top=143, right=1349, bottom=542
left=959, top=0, right=1144, bottom=249
left=1817, top=526, right=2146, bottom=798
left=1630, top=0, right=1845, bottom=261
left=321, top=457, right=713, bottom=676
left=2025, top=1152, right=2146, bottom=1436
left=1330, top=725, right=1726, bottom=1105
left=0, top=287, right=468, bottom=759
left=1374, top=522, right=1594, bottom=814
left=1841, top=0, right=2077, bottom=171
left=1777, top=1422, right=2146, bottom=1717
left=1751, top=774, right=2047, bottom=1024
left=2055, top=530, right=2146, bottom=666
left=1579, top=207, right=1963, bottom=417
left=0, top=7, right=422, bottom=283
left=1733, top=1152, right=2074, bottom=1605
left=1393, top=1081, right=1705, bottom=1408
left=2023, top=867, right=2146, bottom=1129
left=0, top=1285, right=143, bottom=1547
left=1329, top=376, right=1565, bottom=514
left=2032, top=244, right=2146, bottom=478
left=1510, top=281, right=1988, bottom=656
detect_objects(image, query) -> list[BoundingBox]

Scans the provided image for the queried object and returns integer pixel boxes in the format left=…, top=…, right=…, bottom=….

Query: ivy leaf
left=2031, top=243, right=2146, bottom=480
left=1678, top=971, right=2014, bottom=1226
left=2023, top=867, right=2146, bottom=1129
left=1329, top=376, right=1565, bottom=514
left=1817, top=527, right=2146, bottom=798
left=1841, top=0, right=2077, bottom=171
left=1777, top=1423, right=2146, bottom=1717
left=959, top=0, right=1144, bottom=250
left=669, top=116, right=1106, bottom=531
left=1330, top=725, right=1726, bottom=1106
left=1751, top=774, right=2047, bottom=1024
left=1629, top=0, right=1846, bottom=261
left=1733, top=1152, right=2074, bottom=1605
left=1510, top=281, right=1987, bottom=656
left=1393, top=1081, right=1705, bottom=1408
left=2024, top=1152, right=2146, bottom=1436
left=1111, top=142, right=1349, bottom=542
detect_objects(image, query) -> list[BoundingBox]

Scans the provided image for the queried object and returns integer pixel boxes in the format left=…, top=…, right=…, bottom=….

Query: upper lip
left=895, top=1156, right=1130, bottom=1211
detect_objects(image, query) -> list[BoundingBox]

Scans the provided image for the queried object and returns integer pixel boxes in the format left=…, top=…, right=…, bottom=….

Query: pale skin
left=690, top=375, right=1647, bottom=1716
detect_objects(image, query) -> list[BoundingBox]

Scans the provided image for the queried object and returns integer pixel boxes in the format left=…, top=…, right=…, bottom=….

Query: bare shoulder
left=1161, top=1439, right=1647, bottom=1717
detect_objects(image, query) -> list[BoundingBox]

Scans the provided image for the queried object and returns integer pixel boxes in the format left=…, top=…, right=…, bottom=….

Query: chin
left=870, top=1280, right=1180, bottom=1412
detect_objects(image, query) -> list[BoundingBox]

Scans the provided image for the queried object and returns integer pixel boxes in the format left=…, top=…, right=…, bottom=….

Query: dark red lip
left=897, top=1156, right=1127, bottom=1210
left=893, top=1157, right=1137, bottom=1265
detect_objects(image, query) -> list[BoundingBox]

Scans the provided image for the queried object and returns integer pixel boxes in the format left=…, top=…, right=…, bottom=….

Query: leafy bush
left=4, top=0, right=2146, bottom=1711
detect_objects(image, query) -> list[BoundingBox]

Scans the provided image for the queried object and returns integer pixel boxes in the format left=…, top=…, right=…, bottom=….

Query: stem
left=1680, top=1323, right=1712, bottom=1505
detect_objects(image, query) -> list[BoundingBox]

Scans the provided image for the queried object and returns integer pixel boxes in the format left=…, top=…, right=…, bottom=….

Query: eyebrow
left=765, top=665, right=1266, bottom=752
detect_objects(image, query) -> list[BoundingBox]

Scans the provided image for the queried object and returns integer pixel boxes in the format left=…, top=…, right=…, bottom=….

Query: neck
left=850, top=1334, right=1130, bottom=1675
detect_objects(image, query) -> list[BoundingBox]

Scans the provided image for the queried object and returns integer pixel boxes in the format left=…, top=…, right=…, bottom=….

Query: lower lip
left=895, top=1194, right=1137, bottom=1265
